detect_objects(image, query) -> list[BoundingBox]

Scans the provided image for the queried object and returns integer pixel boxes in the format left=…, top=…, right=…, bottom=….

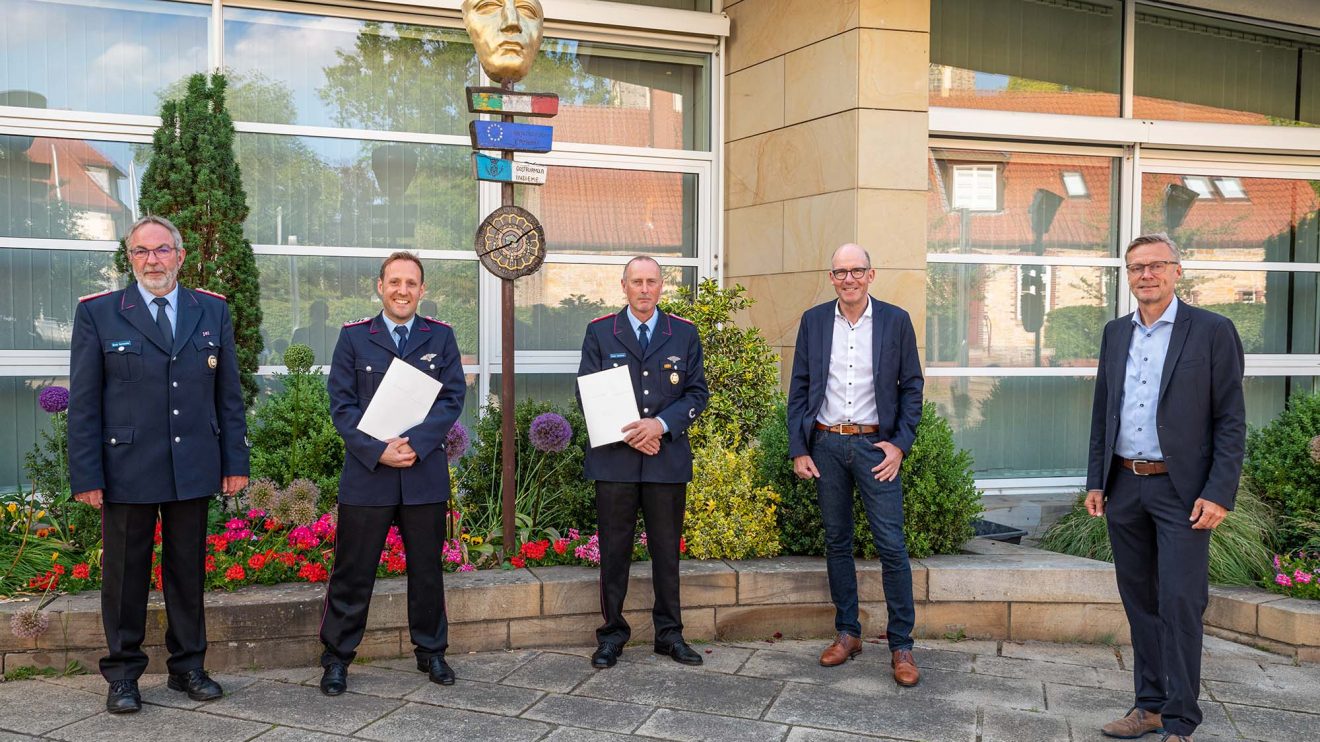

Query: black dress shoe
left=167, top=668, right=223, bottom=701
left=320, top=663, right=348, bottom=696
left=106, top=679, right=141, bottom=714
left=591, top=642, right=622, bottom=669
left=654, top=639, right=704, bottom=666
left=417, top=655, right=455, bottom=685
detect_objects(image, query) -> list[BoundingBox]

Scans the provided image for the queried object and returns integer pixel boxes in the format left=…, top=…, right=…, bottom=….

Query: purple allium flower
left=38, top=386, right=69, bottom=414
left=10, top=608, right=50, bottom=640
left=528, top=412, right=572, bottom=453
left=445, top=422, right=471, bottom=464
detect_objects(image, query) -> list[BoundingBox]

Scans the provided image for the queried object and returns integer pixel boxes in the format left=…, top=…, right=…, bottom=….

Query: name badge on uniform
left=208, top=355, right=218, bottom=369
left=111, top=340, right=132, bottom=351
left=609, top=352, right=627, bottom=359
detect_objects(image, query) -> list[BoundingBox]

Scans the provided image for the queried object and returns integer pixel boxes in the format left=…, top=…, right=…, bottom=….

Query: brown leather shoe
left=818, top=633, right=862, bottom=666
left=1101, top=707, right=1164, bottom=739
left=891, top=648, right=920, bottom=686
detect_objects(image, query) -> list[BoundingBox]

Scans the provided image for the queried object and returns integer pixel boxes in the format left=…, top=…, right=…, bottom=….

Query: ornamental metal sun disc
left=475, top=205, right=546, bottom=279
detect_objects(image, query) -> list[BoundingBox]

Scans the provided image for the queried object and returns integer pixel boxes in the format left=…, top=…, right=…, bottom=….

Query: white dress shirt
left=817, top=300, right=878, bottom=426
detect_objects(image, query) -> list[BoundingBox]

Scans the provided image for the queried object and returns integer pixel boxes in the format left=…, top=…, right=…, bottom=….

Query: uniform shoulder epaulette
left=343, top=317, right=372, bottom=327
left=195, top=288, right=227, bottom=301
left=423, top=316, right=451, bottom=327
left=590, top=313, right=614, bottom=323
left=668, top=314, right=695, bottom=325
left=79, top=289, right=113, bottom=303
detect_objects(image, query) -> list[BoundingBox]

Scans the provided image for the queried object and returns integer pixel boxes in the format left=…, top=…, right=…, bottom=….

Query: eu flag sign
left=469, top=120, right=554, bottom=153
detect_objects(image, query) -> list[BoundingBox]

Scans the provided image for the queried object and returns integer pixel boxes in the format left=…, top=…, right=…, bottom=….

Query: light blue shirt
left=385, top=314, right=416, bottom=351
left=137, top=282, right=179, bottom=339
left=625, top=309, right=667, bottom=434
left=1115, top=297, right=1179, bottom=461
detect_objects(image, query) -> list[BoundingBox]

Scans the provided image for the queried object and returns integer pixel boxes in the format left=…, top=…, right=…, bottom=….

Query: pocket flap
left=192, top=334, right=219, bottom=351
left=104, top=427, right=134, bottom=445
left=104, top=340, right=142, bottom=355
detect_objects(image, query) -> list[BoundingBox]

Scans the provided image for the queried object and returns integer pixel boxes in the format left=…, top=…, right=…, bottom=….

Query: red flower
left=263, top=518, right=280, bottom=531
left=28, top=572, right=57, bottom=591
left=153, top=520, right=163, bottom=545
left=52, top=563, right=66, bottom=576
left=679, top=537, right=687, bottom=554
left=72, top=563, right=91, bottom=580
left=204, top=555, right=217, bottom=573
left=224, top=564, right=246, bottom=581
left=510, top=555, right=526, bottom=568
left=207, top=534, right=229, bottom=552
left=298, top=563, right=329, bottom=582
left=553, top=538, right=569, bottom=555
left=277, top=552, right=299, bottom=567
left=386, top=555, right=407, bottom=574
left=247, top=554, right=267, bottom=571
left=152, top=564, right=163, bottom=591
left=520, top=540, right=549, bottom=560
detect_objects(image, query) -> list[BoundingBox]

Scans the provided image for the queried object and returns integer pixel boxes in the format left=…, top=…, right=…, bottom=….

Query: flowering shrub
left=529, top=413, right=572, bottom=453
left=1270, top=551, right=1319, bottom=600
left=684, top=441, right=781, bottom=560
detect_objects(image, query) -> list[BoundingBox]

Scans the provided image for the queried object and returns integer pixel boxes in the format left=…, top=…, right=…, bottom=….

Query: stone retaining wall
left=2, top=540, right=1315, bottom=672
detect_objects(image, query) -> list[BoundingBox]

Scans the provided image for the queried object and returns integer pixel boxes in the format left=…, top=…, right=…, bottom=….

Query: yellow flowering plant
left=683, top=441, right=781, bottom=560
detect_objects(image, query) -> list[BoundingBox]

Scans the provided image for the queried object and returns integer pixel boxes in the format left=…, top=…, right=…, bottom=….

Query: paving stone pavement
left=1, top=635, right=1314, bottom=741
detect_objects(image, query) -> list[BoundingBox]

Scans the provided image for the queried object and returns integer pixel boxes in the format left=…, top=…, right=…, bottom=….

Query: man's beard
left=135, top=264, right=180, bottom=293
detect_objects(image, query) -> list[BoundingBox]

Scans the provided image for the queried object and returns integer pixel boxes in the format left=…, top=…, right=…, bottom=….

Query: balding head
left=831, top=243, right=871, bottom=270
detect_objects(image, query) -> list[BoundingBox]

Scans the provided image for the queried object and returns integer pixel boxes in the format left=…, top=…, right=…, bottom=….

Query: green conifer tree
left=117, top=73, right=264, bottom=405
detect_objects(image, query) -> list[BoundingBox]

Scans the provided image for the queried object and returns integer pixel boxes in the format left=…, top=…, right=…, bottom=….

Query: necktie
left=153, top=297, right=172, bottom=344
left=394, top=324, right=408, bottom=353
left=638, top=322, right=650, bottom=351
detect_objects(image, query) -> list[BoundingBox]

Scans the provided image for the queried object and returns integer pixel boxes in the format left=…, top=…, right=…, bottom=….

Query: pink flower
left=287, top=526, right=318, bottom=550
left=225, top=518, right=247, bottom=530
left=246, top=509, right=266, bottom=520
left=1273, top=554, right=1281, bottom=569
left=458, top=563, right=475, bottom=572
left=385, top=526, right=404, bottom=551
left=312, top=513, right=335, bottom=538
left=1295, top=570, right=1313, bottom=585
left=1276, top=573, right=1293, bottom=587
left=442, top=539, right=464, bottom=564
left=638, top=531, right=648, bottom=548
left=568, top=528, right=580, bottom=541
left=574, top=534, right=601, bottom=565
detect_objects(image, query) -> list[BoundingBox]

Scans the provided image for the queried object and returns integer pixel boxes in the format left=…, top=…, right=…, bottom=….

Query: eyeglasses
left=128, top=246, right=177, bottom=261
left=829, top=267, right=870, bottom=280
left=1125, top=260, right=1178, bottom=276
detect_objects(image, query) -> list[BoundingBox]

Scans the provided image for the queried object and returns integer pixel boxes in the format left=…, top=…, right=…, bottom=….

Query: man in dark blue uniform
left=319, top=251, right=466, bottom=696
left=576, top=256, right=708, bottom=669
left=68, top=215, right=249, bottom=714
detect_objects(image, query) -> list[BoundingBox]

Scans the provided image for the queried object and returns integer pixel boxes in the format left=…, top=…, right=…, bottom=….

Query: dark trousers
left=1106, top=465, right=1211, bottom=737
left=595, top=480, right=686, bottom=646
left=100, top=497, right=209, bottom=681
left=813, top=429, right=915, bottom=651
left=319, top=503, right=448, bottom=666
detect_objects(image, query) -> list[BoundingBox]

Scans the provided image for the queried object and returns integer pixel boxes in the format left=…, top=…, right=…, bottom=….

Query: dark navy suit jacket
left=786, top=297, right=924, bottom=460
left=328, top=313, right=465, bottom=506
left=1087, top=301, right=1245, bottom=510
left=577, top=308, right=708, bottom=484
left=67, top=285, right=249, bottom=503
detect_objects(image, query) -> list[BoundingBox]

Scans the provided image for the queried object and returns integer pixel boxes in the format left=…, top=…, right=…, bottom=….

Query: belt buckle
left=1131, top=459, right=1152, bottom=476
left=839, top=423, right=859, bottom=435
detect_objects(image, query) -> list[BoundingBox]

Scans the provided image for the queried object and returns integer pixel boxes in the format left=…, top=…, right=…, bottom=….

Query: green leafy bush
left=684, top=441, right=780, bottom=560
left=1039, top=487, right=1275, bottom=586
left=1243, top=390, right=1320, bottom=550
left=659, top=279, right=779, bottom=448
left=456, top=398, right=596, bottom=538
left=756, top=401, right=981, bottom=559
left=1043, top=305, right=1105, bottom=361
left=246, top=343, right=343, bottom=510
left=1202, top=303, right=1265, bottom=354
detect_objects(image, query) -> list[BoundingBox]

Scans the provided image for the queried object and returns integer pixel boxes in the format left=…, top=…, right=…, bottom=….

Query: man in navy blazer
left=1086, top=234, right=1245, bottom=742
left=68, top=215, right=248, bottom=713
left=576, top=256, right=708, bottom=669
left=319, top=251, right=466, bottom=695
left=786, top=243, right=924, bottom=687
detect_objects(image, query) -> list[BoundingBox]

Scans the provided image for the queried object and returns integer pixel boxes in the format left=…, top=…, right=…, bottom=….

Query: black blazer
left=786, top=297, right=924, bottom=459
left=1086, top=301, right=1246, bottom=510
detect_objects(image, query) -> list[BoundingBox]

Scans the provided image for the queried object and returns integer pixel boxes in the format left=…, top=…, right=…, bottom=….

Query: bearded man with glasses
left=1085, top=233, right=1245, bottom=742
left=68, top=215, right=249, bottom=713
left=786, top=243, right=924, bottom=686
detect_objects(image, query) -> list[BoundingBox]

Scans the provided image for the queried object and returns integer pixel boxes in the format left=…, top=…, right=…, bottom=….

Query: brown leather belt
left=1118, top=457, right=1168, bottom=476
left=815, top=422, right=879, bottom=435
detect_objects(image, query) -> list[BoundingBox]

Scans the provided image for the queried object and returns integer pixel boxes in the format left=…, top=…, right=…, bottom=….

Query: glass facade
left=0, top=0, right=715, bottom=491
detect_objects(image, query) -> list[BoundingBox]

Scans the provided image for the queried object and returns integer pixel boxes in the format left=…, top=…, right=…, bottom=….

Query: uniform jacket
left=329, top=313, right=465, bottom=506
left=1087, top=301, right=1246, bottom=510
left=786, top=297, right=924, bottom=459
left=67, top=285, right=249, bottom=503
left=577, top=308, right=708, bottom=484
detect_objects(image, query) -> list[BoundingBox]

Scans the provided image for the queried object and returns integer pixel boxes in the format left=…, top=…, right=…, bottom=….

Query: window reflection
left=0, top=0, right=207, bottom=116
left=513, top=264, right=694, bottom=350
left=0, top=376, right=68, bottom=492
left=0, top=249, right=117, bottom=350
left=929, top=150, right=1118, bottom=257
left=0, top=137, right=138, bottom=241
left=254, top=255, right=478, bottom=366
left=1176, top=270, right=1318, bottom=355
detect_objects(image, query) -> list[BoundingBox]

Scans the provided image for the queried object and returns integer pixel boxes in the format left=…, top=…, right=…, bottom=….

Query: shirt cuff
left=659, top=417, right=669, bottom=434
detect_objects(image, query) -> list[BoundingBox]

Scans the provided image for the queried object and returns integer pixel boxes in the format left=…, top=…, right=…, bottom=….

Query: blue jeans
left=812, top=429, right=915, bottom=651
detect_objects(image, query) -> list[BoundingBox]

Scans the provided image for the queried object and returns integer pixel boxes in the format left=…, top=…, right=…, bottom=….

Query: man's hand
left=379, top=436, right=417, bottom=468
left=792, top=455, right=820, bottom=480
left=222, top=476, right=249, bottom=497
left=870, top=441, right=904, bottom=482
left=1085, top=489, right=1105, bottom=517
left=622, top=418, right=664, bottom=455
left=73, top=489, right=103, bottom=509
left=1190, top=498, right=1228, bottom=530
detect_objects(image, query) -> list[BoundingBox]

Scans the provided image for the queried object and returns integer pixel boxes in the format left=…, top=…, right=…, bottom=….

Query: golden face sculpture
left=462, top=0, right=545, bottom=84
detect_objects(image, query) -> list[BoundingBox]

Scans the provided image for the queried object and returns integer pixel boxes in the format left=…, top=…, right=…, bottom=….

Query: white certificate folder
left=356, top=357, right=443, bottom=441
left=577, top=365, right=641, bottom=448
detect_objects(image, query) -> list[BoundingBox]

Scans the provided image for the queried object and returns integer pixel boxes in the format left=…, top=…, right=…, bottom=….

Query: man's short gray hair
left=125, top=214, right=183, bottom=251
left=1125, top=232, right=1181, bottom=262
